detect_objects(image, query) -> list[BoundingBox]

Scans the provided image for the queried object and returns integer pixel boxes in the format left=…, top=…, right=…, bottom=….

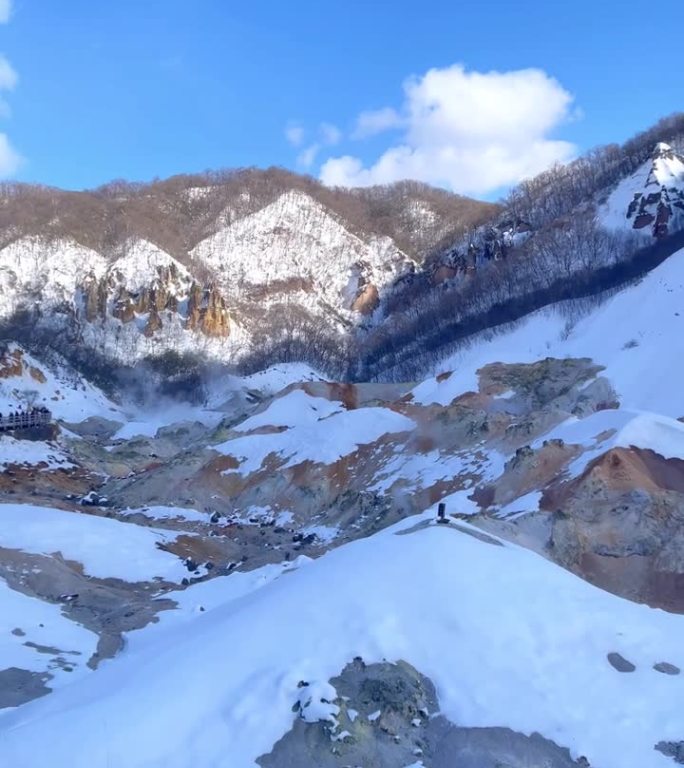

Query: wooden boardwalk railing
left=0, top=410, right=52, bottom=432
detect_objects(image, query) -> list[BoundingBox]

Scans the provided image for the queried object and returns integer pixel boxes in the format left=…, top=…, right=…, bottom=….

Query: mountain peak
left=649, top=141, right=684, bottom=188
left=600, top=141, right=684, bottom=238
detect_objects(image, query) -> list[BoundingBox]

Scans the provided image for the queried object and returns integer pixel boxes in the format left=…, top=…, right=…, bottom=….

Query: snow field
left=1, top=516, right=683, bottom=768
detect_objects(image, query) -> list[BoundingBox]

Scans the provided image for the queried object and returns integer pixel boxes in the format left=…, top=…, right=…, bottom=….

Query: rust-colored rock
left=186, top=283, right=230, bottom=337
left=548, top=446, right=684, bottom=612
left=654, top=201, right=671, bottom=239
left=0, top=349, right=24, bottom=379
left=201, top=287, right=230, bottom=337
left=29, top=366, right=47, bottom=384
left=112, top=293, right=136, bottom=323
left=633, top=213, right=655, bottom=229
left=351, top=283, right=379, bottom=315
left=144, top=309, right=163, bottom=337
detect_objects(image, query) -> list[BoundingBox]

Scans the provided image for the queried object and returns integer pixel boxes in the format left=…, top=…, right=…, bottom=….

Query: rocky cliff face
left=185, top=283, right=231, bottom=337
left=600, top=142, right=684, bottom=238
left=0, top=176, right=493, bottom=364
left=545, top=445, right=684, bottom=612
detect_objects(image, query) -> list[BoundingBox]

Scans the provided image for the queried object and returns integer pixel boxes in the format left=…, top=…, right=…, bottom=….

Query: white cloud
left=320, top=64, right=577, bottom=195
left=0, top=8, right=19, bottom=178
left=0, top=56, right=16, bottom=118
left=0, top=56, right=17, bottom=91
left=292, top=123, right=342, bottom=170
left=320, top=122, right=341, bottom=146
left=0, top=1, right=11, bottom=24
left=285, top=122, right=305, bottom=147
left=0, top=133, right=22, bottom=175
left=352, top=107, right=402, bottom=139
left=297, top=144, right=319, bottom=169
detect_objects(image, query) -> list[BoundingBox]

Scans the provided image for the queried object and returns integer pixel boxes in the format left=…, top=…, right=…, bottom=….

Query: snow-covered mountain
left=1, top=130, right=684, bottom=379
left=0, top=175, right=495, bottom=367
left=600, top=142, right=684, bottom=238
left=5, top=117, right=684, bottom=767
left=430, top=141, right=684, bottom=286
left=370, top=134, right=684, bottom=383
left=0, top=341, right=120, bottom=422
left=4, top=248, right=684, bottom=765
left=190, top=190, right=413, bottom=314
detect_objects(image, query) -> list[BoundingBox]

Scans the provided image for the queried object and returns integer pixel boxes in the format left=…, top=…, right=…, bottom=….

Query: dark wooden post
left=437, top=502, right=447, bottom=523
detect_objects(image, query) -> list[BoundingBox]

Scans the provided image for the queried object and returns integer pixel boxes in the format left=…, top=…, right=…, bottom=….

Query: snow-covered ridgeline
left=0, top=191, right=422, bottom=365
left=190, top=190, right=414, bottom=306
left=0, top=237, right=106, bottom=316
left=106, top=239, right=193, bottom=294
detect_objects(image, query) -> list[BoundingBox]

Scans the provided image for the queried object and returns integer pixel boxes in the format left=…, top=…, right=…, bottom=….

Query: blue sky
left=0, top=0, right=681, bottom=197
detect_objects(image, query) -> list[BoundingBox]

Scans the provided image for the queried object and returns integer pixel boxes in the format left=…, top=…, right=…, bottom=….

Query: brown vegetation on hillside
left=0, top=168, right=497, bottom=263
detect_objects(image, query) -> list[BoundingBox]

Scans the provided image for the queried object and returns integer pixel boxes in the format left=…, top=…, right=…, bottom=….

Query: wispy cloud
left=0, top=0, right=11, bottom=24
left=285, top=122, right=305, bottom=147
left=320, top=64, right=577, bottom=196
left=297, top=144, right=319, bottom=169
left=0, top=133, right=20, bottom=175
left=320, top=122, right=341, bottom=146
left=295, top=122, right=343, bottom=170
left=0, top=56, right=17, bottom=91
left=351, top=107, right=402, bottom=139
left=0, top=3, right=20, bottom=177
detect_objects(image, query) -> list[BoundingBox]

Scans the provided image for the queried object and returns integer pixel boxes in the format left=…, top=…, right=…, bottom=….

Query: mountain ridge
left=0, top=114, right=682, bottom=387
left=0, top=168, right=496, bottom=261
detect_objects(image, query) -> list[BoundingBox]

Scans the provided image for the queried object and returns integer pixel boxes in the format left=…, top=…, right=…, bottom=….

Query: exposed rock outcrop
left=186, top=283, right=230, bottom=337
left=259, top=659, right=589, bottom=768
left=607, top=143, right=684, bottom=239
left=546, top=446, right=684, bottom=611
left=85, top=264, right=231, bottom=340
left=351, top=282, right=379, bottom=314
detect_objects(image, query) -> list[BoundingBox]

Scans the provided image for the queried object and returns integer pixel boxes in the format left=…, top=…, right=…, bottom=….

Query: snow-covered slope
left=4, top=244, right=684, bottom=766
left=0, top=504, right=194, bottom=583
left=0, top=436, right=73, bottom=470
left=0, top=578, right=97, bottom=695
left=0, top=143, right=682, bottom=372
left=0, top=236, right=106, bottom=317
left=106, top=239, right=193, bottom=295
left=2, top=515, right=683, bottom=768
left=0, top=342, right=120, bottom=422
left=6, top=145, right=684, bottom=767
left=217, top=402, right=414, bottom=475
left=600, top=142, right=684, bottom=238
left=415, top=246, right=684, bottom=417
left=79, top=237, right=237, bottom=361
left=191, top=190, right=414, bottom=313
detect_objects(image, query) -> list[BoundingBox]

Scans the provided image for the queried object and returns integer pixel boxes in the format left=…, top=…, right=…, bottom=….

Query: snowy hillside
left=0, top=195, right=416, bottom=367
left=2, top=515, right=684, bottom=768
left=3, top=244, right=684, bottom=764
left=416, top=246, right=684, bottom=416
left=0, top=134, right=683, bottom=378
left=0, top=236, right=106, bottom=317
left=191, top=190, right=415, bottom=313
left=4, top=120, right=684, bottom=767
left=600, top=142, right=684, bottom=239
left=0, top=173, right=488, bottom=369
left=0, top=342, right=120, bottom=422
